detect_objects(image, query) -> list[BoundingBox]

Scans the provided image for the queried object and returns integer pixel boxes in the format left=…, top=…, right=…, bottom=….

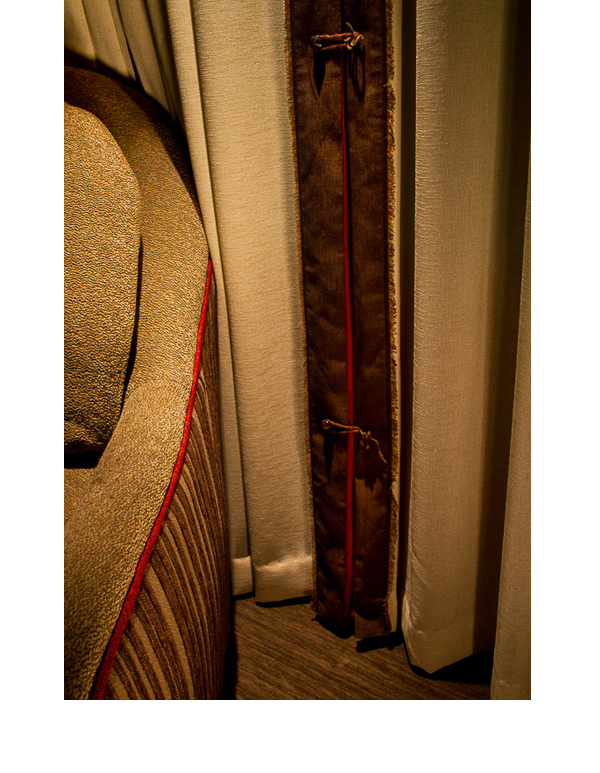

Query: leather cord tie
left=310, top=22, right=363, bottom=52
left=322, top=419, right=387, bottom=467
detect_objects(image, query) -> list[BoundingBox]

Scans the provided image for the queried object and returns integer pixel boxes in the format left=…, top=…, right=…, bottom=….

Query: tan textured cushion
left=64, top=103, right=141, bottom=453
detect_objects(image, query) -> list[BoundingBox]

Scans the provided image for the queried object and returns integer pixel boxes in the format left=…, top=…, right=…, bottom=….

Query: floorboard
left=220, top=596, right=492, bottom=700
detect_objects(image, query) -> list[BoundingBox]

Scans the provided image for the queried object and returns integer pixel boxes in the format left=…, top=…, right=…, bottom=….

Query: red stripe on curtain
left=341, top=48, right=355, bottom=621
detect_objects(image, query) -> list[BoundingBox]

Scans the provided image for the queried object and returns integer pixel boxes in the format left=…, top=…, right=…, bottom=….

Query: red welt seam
left=90, top=260, right=213, bottom=700
left=341, top=49, right=355, bottom=621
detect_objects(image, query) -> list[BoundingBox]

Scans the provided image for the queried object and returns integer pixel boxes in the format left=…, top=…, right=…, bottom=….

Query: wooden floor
left=220, top=596, right=492, bottom=700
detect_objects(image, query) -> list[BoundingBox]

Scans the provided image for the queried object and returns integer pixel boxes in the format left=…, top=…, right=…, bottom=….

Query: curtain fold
left=186, top=2, right=313, bottom=602
left=65, top=0, right=134, bottom=79
left=399, top=0, right=530, bottom=684
left=490, top=163, right=531, bottom=700
left=117, top=0, right=182, bottom=122
left=64, top=0, right=530, bottom=696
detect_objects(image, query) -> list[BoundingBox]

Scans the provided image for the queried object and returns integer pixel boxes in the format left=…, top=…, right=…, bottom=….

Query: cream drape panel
left=491, top=167, right=531, bottom=700
left=65, top=0, right=314, bottom=601
left=397, top=0, right=530, bottom=697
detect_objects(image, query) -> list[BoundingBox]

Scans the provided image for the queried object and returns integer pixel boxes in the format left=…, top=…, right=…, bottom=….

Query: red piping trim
left=341, top=50, right=355, bottom=621
left=90, top=260, right=213, bottom=700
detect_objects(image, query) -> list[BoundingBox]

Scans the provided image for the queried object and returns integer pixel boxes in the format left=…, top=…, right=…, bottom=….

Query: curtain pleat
left=400, top=0, right=530, bottom=676
left=64, top=0, right=105, bottom=68
left=491, top=164, right=531, bottom=700
left=115, top=0, right=177, bottom=120
left=186, top=2, right=313, bottom=601
left=64, top=0, right=134, bottom=80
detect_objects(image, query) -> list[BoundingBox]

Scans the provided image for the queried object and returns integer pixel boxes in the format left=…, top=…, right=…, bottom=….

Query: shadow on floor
left=218, top=597, right=239, bottom=700
left=356, top=629, right=405, bottom=653
left=410, top=651, right=494, bottom=686
left=219, top=595, right=493, bottom=698
left=256, top=595, right=313, bottom=608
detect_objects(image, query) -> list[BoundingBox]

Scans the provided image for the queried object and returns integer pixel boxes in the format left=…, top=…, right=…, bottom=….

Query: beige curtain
left=65, top=0, right=530, bottom=698
left=394, top=0, right=530, bottom=699
left=491, top=167, right=531, bottom=700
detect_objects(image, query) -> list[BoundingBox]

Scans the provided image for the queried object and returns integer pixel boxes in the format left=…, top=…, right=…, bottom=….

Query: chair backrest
left=64, top=103, right=141, bottom=454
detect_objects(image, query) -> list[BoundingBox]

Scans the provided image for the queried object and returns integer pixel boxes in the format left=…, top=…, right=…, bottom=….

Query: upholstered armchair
left=64, top=67, right=230, bottom=700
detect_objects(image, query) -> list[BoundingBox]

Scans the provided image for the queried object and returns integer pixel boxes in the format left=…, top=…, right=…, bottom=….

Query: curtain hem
left=253, top=555, right=313, bottom=603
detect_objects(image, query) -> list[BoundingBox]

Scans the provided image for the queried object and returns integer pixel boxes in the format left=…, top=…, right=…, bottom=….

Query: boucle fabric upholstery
left=64, top=103, right=141, bottom=453
left=64, top=68, right=229, bottom=699
left=64, top=67, right=210, bottom=400
left=64, top=466, right=94, bottom=525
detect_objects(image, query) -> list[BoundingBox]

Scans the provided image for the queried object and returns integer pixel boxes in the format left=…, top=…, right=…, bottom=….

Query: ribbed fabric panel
left=103, top=282, right=231, bottom=700
left=400, top=0, right=530, bottom=674
left=491, top=162, right=531, bottom=701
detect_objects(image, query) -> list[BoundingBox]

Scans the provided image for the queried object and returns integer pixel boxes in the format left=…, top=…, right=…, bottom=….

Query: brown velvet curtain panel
left=289, top=0, right=397, bottom=640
